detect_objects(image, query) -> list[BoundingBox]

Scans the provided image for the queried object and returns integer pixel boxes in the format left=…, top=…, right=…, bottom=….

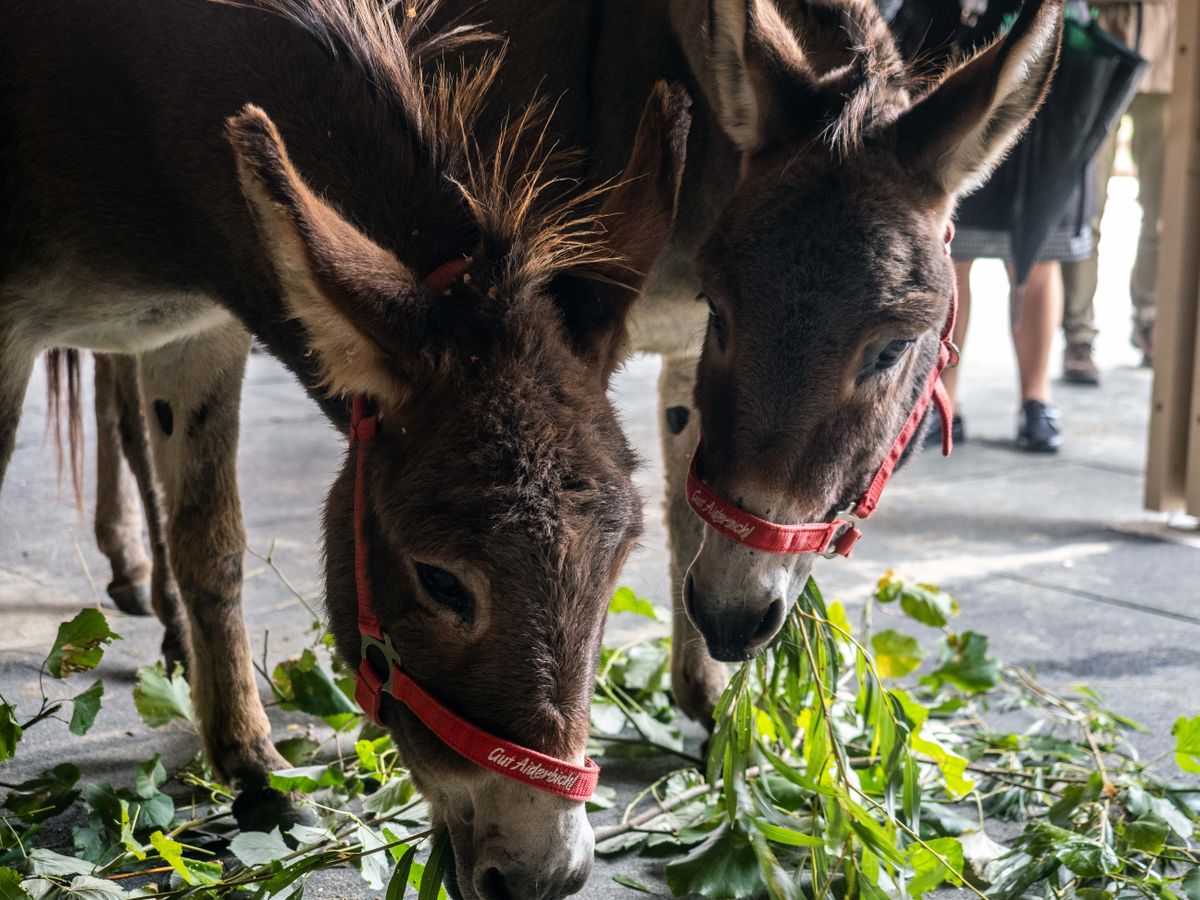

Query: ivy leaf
left=134, top=756, right=167, bottom=800
left=871, top=630, right=925, bottom=679
left=907, top=837, right=964, bottom=896
left=45, top=610, right=120, bottom=679
left=1125, top=816, right=1168, bottom=854
left=269, top=765, right=343, bottom=793
left=229, top=827, right=291, bottom=867
left=608, top=587, right=662, bottom=620
left=49, top=875, right=125, bottom=898
left=0, top=703, right=22, bottom=762
left=1181, top=868, right=1200, bottom=900
left=924, top=632, right=1000, bottom=693
left=665, top=824, right=764, bottom=900
left=1171, top=714, right=1200, bottom=773
left=69, top=681, right=104, bottom=736
left=133, top=663, right=194, bottom=727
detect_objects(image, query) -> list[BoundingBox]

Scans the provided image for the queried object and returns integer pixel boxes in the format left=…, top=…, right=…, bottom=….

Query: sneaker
left=1017, top=399, right=1061, bottom=453
left=922, top=405, right=966, bottom=450
left=1062, top=342, right=1099, bottom=385
left=1132, top=323, right=1154, bottom=368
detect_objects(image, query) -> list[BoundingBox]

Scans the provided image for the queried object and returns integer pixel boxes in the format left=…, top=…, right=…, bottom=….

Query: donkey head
left=672, top=0, right=1065, bottom=660
left=228, top=83, right=689, bottom=900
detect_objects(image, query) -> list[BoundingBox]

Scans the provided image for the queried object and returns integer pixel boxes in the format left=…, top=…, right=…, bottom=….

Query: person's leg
left=1060, top=128, right=1117, bottom=382
left=1011, top=260, right=1063, bottom=451
left=1129, top=91, right=1167, bottom=363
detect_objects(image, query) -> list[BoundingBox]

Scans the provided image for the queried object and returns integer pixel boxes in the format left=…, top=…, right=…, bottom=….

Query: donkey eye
left=699, top=292, right=725, bottom=349
left=874, top=339, right=914, bottom=371
left=414, top=563, right=473, bottom=620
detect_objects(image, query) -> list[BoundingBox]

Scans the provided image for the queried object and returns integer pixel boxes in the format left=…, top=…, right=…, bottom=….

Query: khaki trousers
left=1061, top=91, right=1167, bottom=345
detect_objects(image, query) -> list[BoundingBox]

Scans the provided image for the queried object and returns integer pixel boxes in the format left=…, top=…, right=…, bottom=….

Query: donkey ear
left=553, top=82, right=691, bottom=375
left=226, top=105, right=422, bottom=410
left=894, top=0, right=1065, bottom=197
left=670, top=0, right=763, bottom=151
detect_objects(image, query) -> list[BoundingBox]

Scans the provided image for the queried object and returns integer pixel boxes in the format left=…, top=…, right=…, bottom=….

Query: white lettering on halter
left=691, top=491, right=756, bottom=540
left=487, top=746, right=580, bottom=792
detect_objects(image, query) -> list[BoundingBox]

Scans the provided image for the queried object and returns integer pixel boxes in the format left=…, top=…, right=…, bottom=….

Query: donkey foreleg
left=137, top=320, right=287, bottom=790
left=96, top=352, right=189, bottom=672
left=658, top=353, right=726, bottom=728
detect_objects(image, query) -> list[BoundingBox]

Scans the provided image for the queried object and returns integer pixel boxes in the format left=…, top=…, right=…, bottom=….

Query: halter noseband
left=686, top=225, right=959, bottom=558
left=349, top=258, right=600, bottom=803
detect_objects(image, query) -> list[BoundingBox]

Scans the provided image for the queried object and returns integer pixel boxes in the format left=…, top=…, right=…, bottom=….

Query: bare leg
left=659, top=353, right=725, bottom=727
left=94, top=354, right=154, bottom=616
left=105, top=353, right=188, bottom=672
left=1010, top=260, right=1062, bottom=402
left=940, top=260, right=974, bottom=406
left=137, top=320, right=286, bottom=792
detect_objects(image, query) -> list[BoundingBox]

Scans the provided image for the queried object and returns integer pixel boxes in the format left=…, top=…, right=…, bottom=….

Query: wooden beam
left=1145, top=0, right=1200, bottom=512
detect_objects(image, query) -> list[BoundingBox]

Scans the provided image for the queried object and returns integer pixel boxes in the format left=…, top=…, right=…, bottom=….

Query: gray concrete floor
left=2, top=177, right=1198, bottom=897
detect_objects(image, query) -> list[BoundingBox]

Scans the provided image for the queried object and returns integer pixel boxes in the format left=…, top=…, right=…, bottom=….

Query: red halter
left=685, top=227, right=959, bottom=558
left=349, top=259, right=600, bottom=803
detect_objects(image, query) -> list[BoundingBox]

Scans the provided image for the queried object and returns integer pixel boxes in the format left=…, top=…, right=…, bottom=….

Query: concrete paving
left=1, top=176, right=1197, bottom=897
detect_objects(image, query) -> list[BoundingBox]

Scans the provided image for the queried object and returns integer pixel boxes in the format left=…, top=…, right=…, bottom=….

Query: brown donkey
left=418, top=0, right=1069, bottom=722
left=0, top=1, right=691, bottom=896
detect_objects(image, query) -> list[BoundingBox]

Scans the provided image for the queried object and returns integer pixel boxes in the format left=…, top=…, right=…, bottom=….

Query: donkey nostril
left=683, top=573, right=699, bottom=622
left=750, top=598, right=785, bottom=645
left=480, top=868, right=517, bottom=900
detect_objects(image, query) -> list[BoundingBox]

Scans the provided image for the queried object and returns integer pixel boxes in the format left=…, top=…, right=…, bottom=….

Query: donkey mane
left=227, top=0, right=619, bottom=287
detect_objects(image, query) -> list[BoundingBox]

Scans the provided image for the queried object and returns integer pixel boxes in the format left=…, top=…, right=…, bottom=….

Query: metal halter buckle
left=360, top=632, right=402, bottom=686
left=820, top=504, right=859, bottom=559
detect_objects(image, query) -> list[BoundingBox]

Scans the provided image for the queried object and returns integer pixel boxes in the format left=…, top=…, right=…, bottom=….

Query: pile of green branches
left=1, top=557, right=1197, bottom=898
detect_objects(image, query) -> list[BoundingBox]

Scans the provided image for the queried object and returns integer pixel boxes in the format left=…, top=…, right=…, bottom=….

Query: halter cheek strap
left=348, top=261, right=600, bottom=803
left=686, top=225, right=959, bottom=558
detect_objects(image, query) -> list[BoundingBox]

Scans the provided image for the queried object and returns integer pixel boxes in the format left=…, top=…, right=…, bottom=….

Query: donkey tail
left=45, top=348, right=85, bottom=515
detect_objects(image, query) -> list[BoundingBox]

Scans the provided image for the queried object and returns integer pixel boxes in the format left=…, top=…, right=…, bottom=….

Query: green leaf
left=0, top=867, right=31, bottom=900
left=276, top=736, right=321, bottom=766
left=871, top=630, right=925, bottom=679
left=273, top=650, right=358, bottom=720
left=69, top=681, right=104, bottom=736
left=269, top=764, right=343, bottom=793
left=4, top=763, right=82, bottom=824
left=1171, top=715, right=1200, bottom=773
left=907, top=837, right=964, bottom=896
left=418, top=830, right=451, bottom=900
left=133, top=663, right=194, bottom=727
left=1181, top=868, right=1200, bottom=900
left=925, top=632, right=1000, bottom=693
left=1125, top=816, right=1168, bottom=854
left=665, top=824, right=764, bottom=900
left=45, top=609, right=120, bottom=679
left=134, top=756, right=167, bottom=800
left=0, top=704, right=21, bottom=762
left=608, top=587, right=662, bottom=620
left=149, top=830, right=195, bottom=885
left=386, top=844, right=417, bottom=900
left=898, top=583, right=959, bottom=628
left=229, top=827, right=291, bottom=867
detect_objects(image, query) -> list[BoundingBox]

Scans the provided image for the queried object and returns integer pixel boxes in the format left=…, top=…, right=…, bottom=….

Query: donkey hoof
left=161, top=633, right=190, bottom=680
left=232, top=787, right=315, bottom=836
left=106, top=580, right=153, bottom=616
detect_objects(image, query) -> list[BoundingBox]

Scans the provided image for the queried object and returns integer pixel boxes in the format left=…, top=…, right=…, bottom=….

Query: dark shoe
left=1132, top=323, right=1154, bottom=368
left=1017, top=399, right=1061, bottom=453
left=1062, top=342, right=1100, bottom=385
left=923, top=404, right=966, bottom=450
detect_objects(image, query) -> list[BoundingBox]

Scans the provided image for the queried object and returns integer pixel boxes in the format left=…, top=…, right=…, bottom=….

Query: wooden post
left=1145, top=0, right=1200, bottom=514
